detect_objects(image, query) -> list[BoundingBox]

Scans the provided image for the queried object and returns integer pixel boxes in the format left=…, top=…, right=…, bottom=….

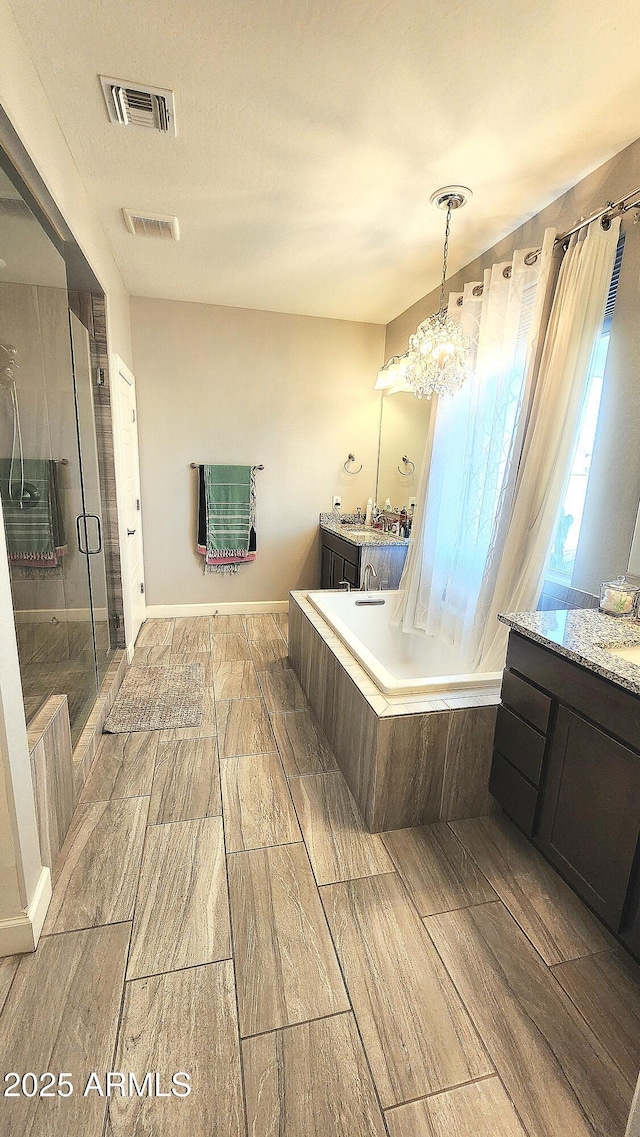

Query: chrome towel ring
left=397, top=455, right=415, bottom=476
left=343, top=453, right=363, bottom=474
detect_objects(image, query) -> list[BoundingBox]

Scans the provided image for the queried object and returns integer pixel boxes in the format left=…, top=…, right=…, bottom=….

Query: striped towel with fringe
left=196, top=464, right=257, bottom=575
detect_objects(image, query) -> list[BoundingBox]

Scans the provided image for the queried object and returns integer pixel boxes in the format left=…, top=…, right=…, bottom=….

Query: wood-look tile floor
left=2, top=612, right=639, bottom=1137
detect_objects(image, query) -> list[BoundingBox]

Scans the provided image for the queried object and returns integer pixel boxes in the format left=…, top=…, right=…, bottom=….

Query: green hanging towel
left=0, top=458, right=67, bottom=567
left=196, top=464, right=257, bottom=574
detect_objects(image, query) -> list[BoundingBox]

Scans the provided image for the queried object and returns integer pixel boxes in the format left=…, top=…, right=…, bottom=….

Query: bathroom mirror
left=374, top=390, right=431, bottom=510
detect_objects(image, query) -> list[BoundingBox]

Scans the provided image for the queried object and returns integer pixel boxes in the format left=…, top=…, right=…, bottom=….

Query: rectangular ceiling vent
left=122, top=209, right=180, bottom=240
left=100, top=76, right=176, bottom=135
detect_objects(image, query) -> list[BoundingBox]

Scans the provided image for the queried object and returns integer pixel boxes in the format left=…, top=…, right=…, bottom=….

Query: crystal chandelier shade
left=405, top=310, right=471, bottom=399
left=376, top=186, right=472, bottom=400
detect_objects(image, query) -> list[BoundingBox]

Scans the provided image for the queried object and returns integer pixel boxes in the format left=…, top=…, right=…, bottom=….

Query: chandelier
left=376, top=185, right=473, bottom=399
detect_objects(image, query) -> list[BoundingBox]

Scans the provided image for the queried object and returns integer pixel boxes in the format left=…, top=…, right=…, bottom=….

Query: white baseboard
left=0, top=866, right=52, bottom=956
left=145, top=600, right=289, bottom=618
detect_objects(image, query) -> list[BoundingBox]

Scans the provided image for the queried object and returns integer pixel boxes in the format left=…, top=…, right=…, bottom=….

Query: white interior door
left=112, top=354, right=145, bottom=653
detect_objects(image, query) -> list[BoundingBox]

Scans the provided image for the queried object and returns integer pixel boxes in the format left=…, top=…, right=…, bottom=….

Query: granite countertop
left=500, top=607, right=640, bottom=697
left=320, top=516, right=409, bottom=548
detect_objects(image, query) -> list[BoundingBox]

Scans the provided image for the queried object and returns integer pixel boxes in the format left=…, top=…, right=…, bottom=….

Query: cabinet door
left=329, top=550, right=344, bottom=589
left=536, top=705, right=640, bottom=930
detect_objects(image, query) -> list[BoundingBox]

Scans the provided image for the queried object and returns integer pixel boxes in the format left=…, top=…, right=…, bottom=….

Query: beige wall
left=130, top=296, right=385, bottom=605
left=385, top=135, right=640, bottom=594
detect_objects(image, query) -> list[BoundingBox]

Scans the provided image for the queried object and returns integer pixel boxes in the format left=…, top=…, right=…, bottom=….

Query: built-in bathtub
left=306, top=589, right=501, bottom=697
left=289, top=590, right=501, bottom=832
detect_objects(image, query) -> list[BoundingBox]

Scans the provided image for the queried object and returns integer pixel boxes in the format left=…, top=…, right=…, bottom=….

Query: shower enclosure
left=0, top=164, right=117, bottom=744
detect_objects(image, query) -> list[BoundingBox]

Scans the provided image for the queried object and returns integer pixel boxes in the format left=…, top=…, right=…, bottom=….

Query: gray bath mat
left=104, top=663, right=205, bottom=734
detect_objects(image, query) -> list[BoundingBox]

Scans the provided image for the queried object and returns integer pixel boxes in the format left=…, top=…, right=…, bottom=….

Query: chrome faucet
left=338, top=580, right=351, bottom=592
left=361, top=563, right=377, bottom=591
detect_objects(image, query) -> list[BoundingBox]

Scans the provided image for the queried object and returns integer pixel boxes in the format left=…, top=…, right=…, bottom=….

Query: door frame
left=111, top=353, right=146, bottom=656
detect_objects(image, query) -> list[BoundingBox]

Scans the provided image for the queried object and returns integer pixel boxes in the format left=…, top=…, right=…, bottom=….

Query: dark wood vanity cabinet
left=320, top=528, right=407, bottom=590
left=490, top=629, right=640, bottom=953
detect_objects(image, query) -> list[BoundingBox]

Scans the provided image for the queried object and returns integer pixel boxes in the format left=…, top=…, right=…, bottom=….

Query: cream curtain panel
left=476, top=216, right=621, bottom=671
left=394, top=216, right=620, bottom=674
left=393, top=230, right=556, bottom=664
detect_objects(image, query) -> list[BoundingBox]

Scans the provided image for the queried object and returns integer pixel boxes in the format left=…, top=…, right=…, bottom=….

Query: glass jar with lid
left=599, top=576, right=640, bottom=617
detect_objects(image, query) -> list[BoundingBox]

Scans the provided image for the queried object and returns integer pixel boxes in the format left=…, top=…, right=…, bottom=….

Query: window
left=548, top=234, right=625, bottom=583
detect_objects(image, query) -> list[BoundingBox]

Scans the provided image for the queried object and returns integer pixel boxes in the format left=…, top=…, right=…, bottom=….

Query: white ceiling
left=8, top=0, right=640, bottom=323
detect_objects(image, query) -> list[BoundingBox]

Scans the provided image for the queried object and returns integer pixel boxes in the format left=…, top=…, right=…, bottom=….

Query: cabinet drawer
left=489, top=751, right=539, bottom=836
left=501, top=669, right=551, bottom=734
left=494, top=704, right=546, bottom=786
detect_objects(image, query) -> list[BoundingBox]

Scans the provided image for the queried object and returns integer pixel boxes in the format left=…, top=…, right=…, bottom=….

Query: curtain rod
left=554, top=184, right=640, bottom=246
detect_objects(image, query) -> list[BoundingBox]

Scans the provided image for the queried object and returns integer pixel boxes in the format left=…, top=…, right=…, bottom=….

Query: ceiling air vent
left=122, top=209, right=180, bottom=240
left=100, top=76, right=176, bottom=135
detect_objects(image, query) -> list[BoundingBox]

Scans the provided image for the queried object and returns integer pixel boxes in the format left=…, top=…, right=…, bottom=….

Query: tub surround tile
left=28, top=694, right=74, bottom=869
left=210, top=633, right=252, bottom=662
left=271, top=710, right=338, bottom=776
left=385, top=1077, right=529, bottom=1137
left=228, top=842, right=349, bottom=1036
left=221, top=752, right=301, bottom=851
left=380, top=698, right=449, bottom=715
left=242, top=1013, right=386, bottom=1137
left=0, top=924, right=130, bottom=1137
left=382, top=822, right=497, bottom=916
left=128, top=815, right=230, bottom=980
left=217, top=697, right=276, bottom=757
left=321, top=873, right=492, bottom=1108
left=551, top=949, right=640, bottom=1085
left=373, top=711, right=450, bottom=831
left=171, top=616, right=211, bottom=653
left=289, top=771, right=394, bottom=885
left=135, top=618, right=174, bottom=647
left=441, top=706, right=499, bottom=821
left=249, top=637, right=290, bottom=671
left=290, top=593, right=497, bottom=832
left=427, top=902, right=631, bottom=1137
left=148, top=737, right=221, bottom=824
left=451, top=814, right=613, bottom=964
left=212, top=659, right=260, bottom=699
left=43, top=797, right=148, bottom=934
left=80, top=730, right=159, bottom=802
left=108, top=960, right=244, bottom=1137
left=442, top=691, right=501, bottom=709
left=258, top=667, right=307, bottom=712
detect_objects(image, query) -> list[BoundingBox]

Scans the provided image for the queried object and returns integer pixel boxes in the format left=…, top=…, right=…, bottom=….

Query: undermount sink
left=602, top=643, right=640, bottom=666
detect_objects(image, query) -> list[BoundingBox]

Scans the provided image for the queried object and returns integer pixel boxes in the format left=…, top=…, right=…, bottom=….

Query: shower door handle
left=76, top=513, right=103, bottom=555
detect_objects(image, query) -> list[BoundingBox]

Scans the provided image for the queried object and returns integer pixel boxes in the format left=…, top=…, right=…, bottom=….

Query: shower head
left=0, top=343, right=18, bottom=388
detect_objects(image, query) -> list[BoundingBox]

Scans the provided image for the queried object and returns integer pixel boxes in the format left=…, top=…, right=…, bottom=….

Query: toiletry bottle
left=365, top=498, right=373, bottom=526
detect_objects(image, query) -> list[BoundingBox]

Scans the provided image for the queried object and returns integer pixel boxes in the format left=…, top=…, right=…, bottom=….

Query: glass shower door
left=69, top=311, right=115, bottom=690
left=0, top=165, right=106, bottom=743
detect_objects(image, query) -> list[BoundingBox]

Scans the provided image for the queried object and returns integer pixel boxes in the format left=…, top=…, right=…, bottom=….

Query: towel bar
left=190, top=462, right=264, bottom=470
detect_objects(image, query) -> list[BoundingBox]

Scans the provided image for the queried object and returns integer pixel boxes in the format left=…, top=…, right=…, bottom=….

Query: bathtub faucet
left=361, top=563, right=377, bottom=591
